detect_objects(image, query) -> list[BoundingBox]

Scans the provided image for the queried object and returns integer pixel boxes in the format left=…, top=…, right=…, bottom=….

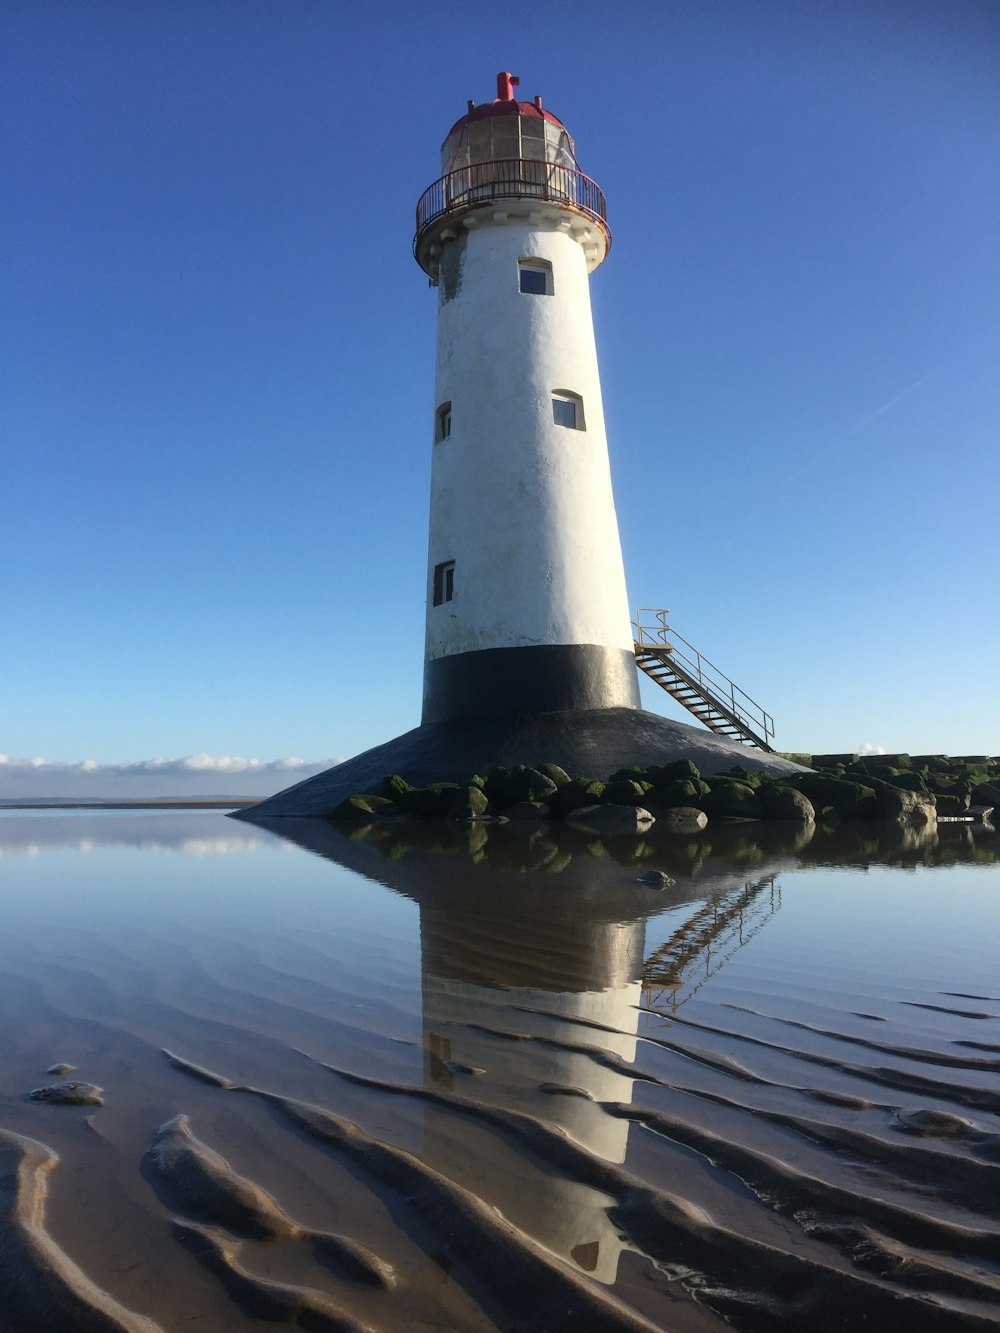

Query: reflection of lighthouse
left=415, top=71, right=640, bottom=725
left=256, top=819, right=789, bottom=1290
left=418, top=897, right=644, bottom=1284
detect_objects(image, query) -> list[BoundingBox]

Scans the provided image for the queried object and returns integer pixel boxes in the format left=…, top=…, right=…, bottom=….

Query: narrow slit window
left=433, top=560, right=455, bottom=606
left=436, top=401, right=452, bottom=442
left=552, top=391, right=585, bottom=430
left=519, top=259, right=552, bottom=295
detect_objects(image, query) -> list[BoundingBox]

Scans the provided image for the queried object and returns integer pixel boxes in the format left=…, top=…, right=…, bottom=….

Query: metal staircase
left=633, top=608, right=775, bottom=752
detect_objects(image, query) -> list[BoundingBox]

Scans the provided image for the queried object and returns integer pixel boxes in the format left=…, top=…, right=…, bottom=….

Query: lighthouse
left=415, top=72, right=641, bottom=725
left=237, top=74, right=795, bottom=821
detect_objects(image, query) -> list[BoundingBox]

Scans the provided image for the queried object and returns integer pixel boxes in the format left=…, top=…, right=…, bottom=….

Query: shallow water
left=0, top=809, right=998, bottom=1331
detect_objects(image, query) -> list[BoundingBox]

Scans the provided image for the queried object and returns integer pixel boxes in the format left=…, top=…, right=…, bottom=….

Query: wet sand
left=0, top=810, right=997, bottom=1330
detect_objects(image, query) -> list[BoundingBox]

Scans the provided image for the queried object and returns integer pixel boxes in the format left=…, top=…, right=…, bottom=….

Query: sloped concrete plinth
left=234, top=708, right=803, bottom=821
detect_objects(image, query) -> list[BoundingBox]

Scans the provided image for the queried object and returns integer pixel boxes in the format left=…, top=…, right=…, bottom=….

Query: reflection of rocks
left=267, top=815, right=1000, bottom=880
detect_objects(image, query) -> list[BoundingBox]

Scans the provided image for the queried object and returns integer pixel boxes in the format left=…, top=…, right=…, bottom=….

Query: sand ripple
left=0, top=1128, right=161, bottom=1332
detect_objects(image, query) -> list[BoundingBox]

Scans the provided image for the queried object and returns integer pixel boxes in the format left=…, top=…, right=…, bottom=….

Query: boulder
left=485, top=765, right=558, bottom=808
left=934, top=792, right=970, bottom=817
left=553, top=779, right=606, bottom=816
left=637, top=869, right=676, bottom=888
left=534, top=763, right=571, bottom=787
left=645, top=778, right=702, bottom=810
left=565, top=804, right=655, bottom=836
left=656, top=806, right=709, bottom=833
left=759, top=784, right=816, bottom=822
left=601, top=779, right=650, bottom=806
left=379, top=773, right=414, bottom=802
left=399, top=783, right=461, bottom=818
left=330, top=793, right=397, bottom=822
left=783, top=773, right=877, bottom=817
left=447, top=785, right=490, bottom=820
left=723, top=766, right=766, bottom=789
left=503, top=801, right=552, bottom=821
left=701, top=781, right=765, bottom=819
left=608, top=765, right=650, bottom=784
left=646, top=759, right=701, bottom=785
left=869, top=767, right=928, bottom=793
left=876, top=785, right=937, bottom=824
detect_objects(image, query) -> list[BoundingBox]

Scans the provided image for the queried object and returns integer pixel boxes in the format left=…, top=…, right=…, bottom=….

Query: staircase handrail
left=632, top=608, right=775, bottom=745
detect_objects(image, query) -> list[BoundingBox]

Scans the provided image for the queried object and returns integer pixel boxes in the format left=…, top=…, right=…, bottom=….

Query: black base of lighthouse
left=233, top=707, right=803, bottom=822
left=421, top=643, right=641, bottom=725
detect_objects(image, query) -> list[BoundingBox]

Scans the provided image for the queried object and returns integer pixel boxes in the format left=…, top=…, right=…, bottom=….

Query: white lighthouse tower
left=415, top=72, right=640, bottom=725
left=239, top=73, right=793, bottom=821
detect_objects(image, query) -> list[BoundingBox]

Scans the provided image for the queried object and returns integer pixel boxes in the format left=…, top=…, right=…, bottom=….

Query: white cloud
left=0, top=754, right=343, bottom=801
left=855, top=742, right=887, bottom=757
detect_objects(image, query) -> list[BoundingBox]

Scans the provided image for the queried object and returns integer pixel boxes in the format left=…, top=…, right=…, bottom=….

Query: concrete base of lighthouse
left=422, top=644, right=640, bottom=724
left=233, top=707, right=804, bottom=821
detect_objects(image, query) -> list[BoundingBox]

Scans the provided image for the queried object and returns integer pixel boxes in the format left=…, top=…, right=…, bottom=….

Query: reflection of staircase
left=633, top=608, right=775, bottom=752
left=642, top=876, right=781, bottom=1012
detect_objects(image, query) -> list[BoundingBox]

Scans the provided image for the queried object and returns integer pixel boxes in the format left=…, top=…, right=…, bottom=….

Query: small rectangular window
left=436, top=401, right=452, bottom=442
left=519, top=259, right=552, bottom=295
left=552, top=391, right=584, bottom=430
left=433, top=560, right=455, bottom=606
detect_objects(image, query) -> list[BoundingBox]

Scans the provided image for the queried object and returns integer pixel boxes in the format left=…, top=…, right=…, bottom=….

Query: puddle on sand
left=0, top=808, right=998, bottom=1331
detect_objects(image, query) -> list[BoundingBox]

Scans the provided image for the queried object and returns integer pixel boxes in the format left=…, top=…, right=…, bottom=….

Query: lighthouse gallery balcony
left=414, top=159, right=609, bottom=278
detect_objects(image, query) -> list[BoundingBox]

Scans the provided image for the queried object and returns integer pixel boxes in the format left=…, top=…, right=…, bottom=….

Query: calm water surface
left=0, top=810, right=997, bottom=1331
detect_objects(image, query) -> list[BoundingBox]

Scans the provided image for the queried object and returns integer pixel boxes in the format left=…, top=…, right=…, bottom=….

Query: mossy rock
left=925, top=774, right=960, bottom=795
left=700, top=782, right=764, bottom=819
left=869, top=767, right=928, bottom=793
left=935, top=792, right=970, bottom=816
left=723, top=766, right=765, bottom=788
left=330, top=793, right=397, bottom=822
left=647, top=759, right=701, bottom=785
left=608, top=765, right=649, bottom=784
left=399, top=783, right=461, bottom=818
left=485, top=765, right=558, bottom=808
left=875, top=785, right=937, bottom=823
left=447, top=785, right=490, bottom=820
left=705, top=775, right=753, bottom=795
left=645, top=779, right=701, bottom=811
left=553, top=779, right=606, bottom=817
left=811, top=753, right=855, bottom=769
left=565, top=804, right=655, bottom=835
left=657, top=806, right=709, bottom=833
left=469, top=774, right=487, bottom=790
left=782, top=773, right=877, bottom=817
left=975, top=782, right=1000, bottom=808
left=379, top=773, right=414, bottom=802
left=759, top=784, right=815, bottom=822
left=503, top=800, right=552, bottom=821
left=777, top=752, right=811, bottom=767
left=601, top=779, right=650, bottom=806
left=534, top=763, right=571, bottom=787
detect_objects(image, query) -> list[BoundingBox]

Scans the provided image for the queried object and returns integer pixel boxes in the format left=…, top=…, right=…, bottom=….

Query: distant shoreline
left=0, top=800, right=257, bottom=810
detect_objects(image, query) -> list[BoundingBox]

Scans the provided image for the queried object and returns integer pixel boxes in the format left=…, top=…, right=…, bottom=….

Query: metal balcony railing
left=414, top=159, right=609, bottom=251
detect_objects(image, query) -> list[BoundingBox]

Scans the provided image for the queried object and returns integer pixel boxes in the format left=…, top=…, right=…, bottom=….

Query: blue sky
left=3, top=0, right=998, bottom=795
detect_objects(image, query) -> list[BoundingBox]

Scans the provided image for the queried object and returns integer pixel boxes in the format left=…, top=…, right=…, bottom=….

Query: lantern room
left=439, top=72, right=578, bottom=175
left=414, top=72, right=610, bottom=280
